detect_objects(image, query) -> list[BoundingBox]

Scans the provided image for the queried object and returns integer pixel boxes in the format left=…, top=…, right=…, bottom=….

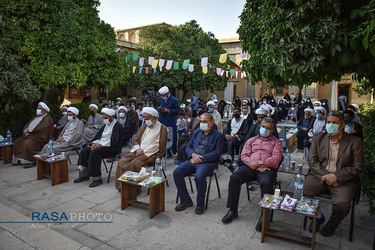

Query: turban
left=352, top=104, right=359, bottom=110
left=304, top=108, right=313, bottom=113
left=67, top=107, right=79, bottom=115
left=132, top=97, right=137, bottom=100
left=314, top=106, right=326, bottom=115
left=38, top=102, right=50, bottom=113
left=313, top=101, right=321, bottom=106
left=118, top=106, right=127, bottom=112
left=346, top=105, right=355, bottom=110
left=101, top=108, right=115, bottom=116
left=89, top=104, right=98, bottom=110
left=186, top=99, right=191, bottom=103
left=226, top=101, right=231, bottom=104
left=158, top=86, right=169, bottom=95
left=143, top=107, right=159, bottom=118
left=180, top=104, right=186, bottom=108
left=60, top=106, right=68, bottom=111
left=116, top=97, right=122, bottom=101
left=243, top=100, right=248, bottom=104
left=255, top=108, right=268, bottom=115
left=207, top=101, right=215, bottom=107
left=213, top=99, right=218, bottom=103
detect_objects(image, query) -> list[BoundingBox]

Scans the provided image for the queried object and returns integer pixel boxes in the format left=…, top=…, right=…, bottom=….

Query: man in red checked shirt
left=221, top=117, right=283, bottom=231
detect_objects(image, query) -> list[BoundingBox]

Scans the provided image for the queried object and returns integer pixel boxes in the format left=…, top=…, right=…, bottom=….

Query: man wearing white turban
left=296, top=107, right=316, bottom=151
left=81, top=104, right=104, bottom=145
left=157, top=86, right=180, bottom=154
left=75, top=108, right=124, bottom=188
left=115, top=107, right=168, bottom=190
left=13, top=102, right=54, bottom=168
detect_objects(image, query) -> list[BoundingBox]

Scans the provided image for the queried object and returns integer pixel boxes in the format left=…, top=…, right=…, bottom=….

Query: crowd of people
left=9, top=88, right=365, bottom=238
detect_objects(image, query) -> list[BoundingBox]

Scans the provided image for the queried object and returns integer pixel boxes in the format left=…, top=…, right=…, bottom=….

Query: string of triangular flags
left=121, top=51, right=250, bottom=78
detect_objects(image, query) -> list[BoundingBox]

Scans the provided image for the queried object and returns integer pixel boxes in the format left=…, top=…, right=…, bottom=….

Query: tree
left=0, top=0, right=128, bottom=105
left=238, top=0, right=375, bottom=92
left=124, top=20, right=229, bottom=96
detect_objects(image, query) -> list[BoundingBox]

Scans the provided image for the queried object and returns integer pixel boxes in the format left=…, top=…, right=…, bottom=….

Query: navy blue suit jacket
left=186, top=128, right=224, bottom=168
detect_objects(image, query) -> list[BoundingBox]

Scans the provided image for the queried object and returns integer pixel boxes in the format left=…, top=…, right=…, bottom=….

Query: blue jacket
left=157, top=95, right=180, bottom=128
left=186, top=128, right=224, bottom=167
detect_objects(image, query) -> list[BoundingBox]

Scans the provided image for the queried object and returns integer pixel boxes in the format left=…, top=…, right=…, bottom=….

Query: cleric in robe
left=156, top=86, right=180, bottom=154
left=12, top=102, right=54, bottom=168
left=115, top=107, right=168, bottom=190
left=81, top=104, right=104, bottom=146
left=40, top=107, right=84, bottom=155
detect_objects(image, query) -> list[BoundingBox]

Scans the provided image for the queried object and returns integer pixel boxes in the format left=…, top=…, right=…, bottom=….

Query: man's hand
left=225, top=135, right=235, bottom=140
left=56, top=139, right=66, bottom=142
left=56, top=126, right=61, bottom=129
left=191, top=153, right=203, bottom=164
left=90, top=143, right=102, bottom=150
left=331, top=181, right=340, bottom=187
left=321, top=174, right=338, bottom=186
left=303, top=127, right=308, bottom=132
left=257, top=167, right=271, bottom=172
left=81, top=119, right=86, bottom=123
left=248, top=161, right=259, bottom=170
left=136, top=149, right=144, bottom=156
left=163, top=108, right=170, bottom=113
left=88, top=125, right=94, bottom=129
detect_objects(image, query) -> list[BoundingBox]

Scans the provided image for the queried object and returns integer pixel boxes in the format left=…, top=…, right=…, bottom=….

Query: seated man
left=304, top=111, right=365, bottom=237
left=222, top=117, right=283, bottom=231
left=303, top=107, right=327, bottom=158
left=115, top=107, right=168, bottom=190
left=53, top=106, right=69, bottom=139
left=296, top=108, right=315, bottom=151
left=40, top=107, right=84, bottom=155
left=117, top=106, right=134, bottom=146
left=13, top=102, right=54, bottom=168
left=81, top=104, right=104, bottom=145
left=173, top=113, right=224, bottom=215
left=221, top=107, right=249, bottom=163
left=207, top=101, right=222, bottom=133
left=74, top=108, right=123, bottom=188
left=125, top=102, right=140, bottom=135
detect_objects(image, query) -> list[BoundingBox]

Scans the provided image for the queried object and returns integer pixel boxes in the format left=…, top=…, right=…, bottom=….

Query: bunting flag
left=235, top=67, right=239, bottom=72
left=152, top=59, right=158, bottom=69
left=221, top=70, right=224, bottom=76
left=154, top=68, right=156, bottom=73
left=219, top=53, right=227, bottom=63
left=213, top=66, right=216, bottom=73
left=201, top=57, right=208, bottom=67
left=133, top=66, right=136, bottom=73
left=236, top=71, right=238, bottom=78
left=188, top=64, right=194, bottom=72
left=202, top=67, right=208, bottom=74
left=240, top=50, right=249, bottom=59
left=139, top=67, right=143, bottom=74
left=148, top=56, right=154, bottom=65
left=216, top=68, right=222, bottom=76
left=230, top=69, right=235, bottom=77
left=146, top=67, right=149, bottom=74
left=159, top=59, right=165, bottom=67
left=173, top=62, right=179, bottom=70
left=139, top=57, right=145, bottom=66
left=166, top=60, right=173, bottom=70
left=226, top=71, right=229, bottom=77
left=132, top=53, right=139, bottom=61
left=182, top=59, right=190, bottom=70
left=125, top=54, right=131, bottom=63
left=159, top=66, right=163, bottom=72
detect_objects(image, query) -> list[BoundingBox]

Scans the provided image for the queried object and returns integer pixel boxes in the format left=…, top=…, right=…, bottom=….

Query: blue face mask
left=325, top=123, right=340, bottom=135
left=316, top=113, right=322, bottom=120
left=260, top=127, right=270, bottom=137
left=208, top=108, right=214, bottom=113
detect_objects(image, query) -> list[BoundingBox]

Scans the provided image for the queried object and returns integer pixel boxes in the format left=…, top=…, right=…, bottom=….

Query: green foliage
left=0, top=0, right=128, bottom=107
left=0, top=103, right=35, bottom=138
left=108, top=87, right=123, bottom=102
left=238, top=0, right=375, bottom=91
left=125, top=20, right=229, bottom=92
left=352, top=75, right=375, bottom=97
left=360, top=103, right=375, bottom=215
left=68, top=103, right=102, bottom=121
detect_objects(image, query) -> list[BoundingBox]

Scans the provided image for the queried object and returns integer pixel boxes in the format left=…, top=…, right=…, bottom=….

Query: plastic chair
left=67, top=147, right=81, bottom=165
left=164, top=127, right=175, bottom=168
left=102, top=154, right=121, bottom=183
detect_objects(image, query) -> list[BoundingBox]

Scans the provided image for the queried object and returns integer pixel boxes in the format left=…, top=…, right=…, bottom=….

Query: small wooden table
left=120, top=179, right=166, bottom=219
left=261, top=203, right=320, bottom=250
left=35, top=158, right=69, bottom=186
left=0, top=144, right=14, bottom=164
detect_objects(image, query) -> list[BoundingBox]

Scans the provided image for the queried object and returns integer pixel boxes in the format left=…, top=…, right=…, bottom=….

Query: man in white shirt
left=74, top=108, right=123, bottom=188
left=136, top=103, right=144, bottom=127
left=259, top=98, right=275, bottom=116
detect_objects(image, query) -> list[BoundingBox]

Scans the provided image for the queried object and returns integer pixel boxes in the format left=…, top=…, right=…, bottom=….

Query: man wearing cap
left=12, top=102, right=54, bottom=168
left=297, top=108, right=315, bottom=151
left=115, top=107, right=168, bottom=190
left=75, top=108, right=123, bottom=188
left=81, top=104, right=104, bottom=146
left=207, top=101, right=223, bottom=133
left=40, top=107, right=84, bottom=155
left=157, top=86, right=180, bottom=154
left=53, top=106, right=69, bottom=139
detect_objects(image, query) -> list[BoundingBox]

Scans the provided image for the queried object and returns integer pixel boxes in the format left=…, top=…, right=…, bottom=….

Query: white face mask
left=145, top=119, right=154, bottom=127
left=103, top=118, right=111, bottom=125
left=36, top=109, right=42, bottom=116
left=67, top=115, right=74, bottom=122
left=62, top=112, right=68, bottom=116
left=119, top=112, right=125, bottom=118
left=200, top=123, right=209, bottom=131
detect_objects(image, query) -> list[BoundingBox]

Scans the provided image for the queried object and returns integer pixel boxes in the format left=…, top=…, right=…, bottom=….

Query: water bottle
left=293, top=172, right=304, bottom=200
left=7, top=129, right=12, bottom=143
left=155, top=156, right=162, bottom=178
left=48, top=139, right=54, bottom=155
left=284, top=147, right=291, bottom=171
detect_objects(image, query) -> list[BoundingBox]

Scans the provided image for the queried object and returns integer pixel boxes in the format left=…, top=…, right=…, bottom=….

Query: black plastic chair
left=176, top=170, right=221, bottom=210
left=67, top=147, right=81, bottom=165
left=102, top=154, right=121, bottom=183
left=302, top=191, right=357, bottom=242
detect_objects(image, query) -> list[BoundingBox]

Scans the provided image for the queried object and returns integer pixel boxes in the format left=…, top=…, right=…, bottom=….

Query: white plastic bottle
left=48, top=139, right=54, bottom=155
left=7, top=129, right=12, bottom=143
left=293, top=171, right=304, bottom=200
left=155, top=156, right=162, bottom=177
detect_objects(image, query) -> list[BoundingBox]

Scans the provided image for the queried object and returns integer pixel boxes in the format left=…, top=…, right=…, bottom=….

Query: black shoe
left=320, top=224, right=335, bottom=237
left=309, top=213, right=325, bottom=233
left=175, top=200, right=193, bottom=211
left=23, top=164, right=36, bottom=168
left=222, top=210, right=238, bottom=224
left=224, top=162, right=235, bottom=173
left=195, top=206, right=205, bottom=215
left=73, top=177, right=90, bottom=183
left=89, top=179, right=103, bottom=188
left=255, top=216, right=263, bottom=232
